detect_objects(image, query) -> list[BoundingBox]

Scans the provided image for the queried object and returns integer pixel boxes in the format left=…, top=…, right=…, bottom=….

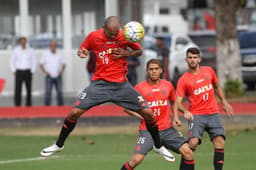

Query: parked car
left=239, top=30, right=256, bottom=89
left=189, top=30, right=256, bottom=90
left=143, top=33, right=197, bottom=85
left=0, top=34, right=17, bottom=50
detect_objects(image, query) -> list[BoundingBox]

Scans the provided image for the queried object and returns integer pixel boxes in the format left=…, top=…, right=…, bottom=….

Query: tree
left=214, top=0, right=245, bottom=87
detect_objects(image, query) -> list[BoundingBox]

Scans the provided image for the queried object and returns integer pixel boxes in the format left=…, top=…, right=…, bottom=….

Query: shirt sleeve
left=210, top=67, right=218, bottom=84
left=168, top=83, right=176, bottom=102
left=80, top=32, right=93, bottom=50
left=176, top=78, right=186, bottom=98
left=60, top=52, right=66, bottom=65
left=134, top=84, right=140, bottom=91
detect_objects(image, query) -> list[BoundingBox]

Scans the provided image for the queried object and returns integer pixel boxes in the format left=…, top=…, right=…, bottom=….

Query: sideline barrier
left=0, top=103, right=255, bottom=119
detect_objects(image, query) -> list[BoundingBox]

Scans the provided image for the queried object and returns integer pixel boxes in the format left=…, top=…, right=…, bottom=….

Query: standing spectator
left=156, top=37, right=170, bottom=80
left=174, top=47, right=233, bottom=170
left=204, top=12, right=215, bottom=30
left=86, top=52, right=96, bottom=81
left=40, top=41, right=66, bottom=106
left=10, top=37, right=36, bottom=106
left=127, top=56, right=140, bottom=86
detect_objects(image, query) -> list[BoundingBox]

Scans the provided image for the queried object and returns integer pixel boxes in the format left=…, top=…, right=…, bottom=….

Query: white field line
left=0, top=156, right=59, bottom=165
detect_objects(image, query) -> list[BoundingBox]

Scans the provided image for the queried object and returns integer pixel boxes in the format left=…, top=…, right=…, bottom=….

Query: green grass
left=0, top=129, right=256, bottom=170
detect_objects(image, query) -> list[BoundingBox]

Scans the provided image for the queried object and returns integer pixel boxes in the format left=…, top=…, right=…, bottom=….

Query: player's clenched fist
left=184, top=110, right=194, bottom=121
left=113, top=48, right=127, bottom=59
left=78, top=48, right=89, bottom=58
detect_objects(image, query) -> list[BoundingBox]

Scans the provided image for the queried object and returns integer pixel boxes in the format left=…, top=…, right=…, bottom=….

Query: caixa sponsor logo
left=98, top=48, right=116, bottom=58
left=193, top=84, right=212, bottom=95
left=148, top=99, right=168, bottom=107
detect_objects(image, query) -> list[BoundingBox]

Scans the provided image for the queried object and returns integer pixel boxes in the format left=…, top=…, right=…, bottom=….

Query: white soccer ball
left=123, top=21, right=145, bottom=42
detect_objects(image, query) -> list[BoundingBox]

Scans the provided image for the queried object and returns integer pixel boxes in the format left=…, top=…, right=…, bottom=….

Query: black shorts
left=74, top=80, right=148, bottom=111
left=134, top=127, right=187, bottom=155
left=187, top=114, right=225, bottom=144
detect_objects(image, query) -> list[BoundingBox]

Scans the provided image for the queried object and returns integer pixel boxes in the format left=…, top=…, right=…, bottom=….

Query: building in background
left=187, top=0, right=256, bottom=31
left=0, top=0, right=143, bottom=50
left=0, top=0, right=143, bottom=101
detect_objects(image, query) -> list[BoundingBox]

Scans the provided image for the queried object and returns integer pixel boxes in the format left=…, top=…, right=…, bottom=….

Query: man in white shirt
left=40, top=41, right=66, bottom=106
left=10, top=37, right=36, bottom=106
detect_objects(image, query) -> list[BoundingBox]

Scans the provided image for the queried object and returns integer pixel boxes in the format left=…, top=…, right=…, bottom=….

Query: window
left=239, top=31, right=256, bottom=49
left=162, top=26, right=169, bottom=33
left=176, top=37, right=188, bottom=46
left=159, top=8, right=169, bottom=15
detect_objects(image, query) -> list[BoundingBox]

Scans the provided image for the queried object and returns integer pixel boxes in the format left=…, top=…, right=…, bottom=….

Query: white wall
left=142, top=0, right=188, bottom=34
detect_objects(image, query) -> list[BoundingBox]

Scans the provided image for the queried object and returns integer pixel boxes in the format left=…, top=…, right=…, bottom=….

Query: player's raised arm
left=113, top=47, right=142, bottom=59
left=128, top=49, right=142, bottom=57
left=113, top=45, right=142, bottom=59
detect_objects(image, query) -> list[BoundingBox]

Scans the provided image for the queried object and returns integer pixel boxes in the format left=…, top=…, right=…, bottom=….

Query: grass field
left=0, top=128, right=256, bottom=170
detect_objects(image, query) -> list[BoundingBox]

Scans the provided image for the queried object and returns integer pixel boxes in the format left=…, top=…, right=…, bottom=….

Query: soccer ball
left=123, top=21, right=145, bottom=42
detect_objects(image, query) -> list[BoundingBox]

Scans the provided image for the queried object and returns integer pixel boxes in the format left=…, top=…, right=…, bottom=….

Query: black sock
left=214, top=148, right=224, bottom=170
left=56, top=117, right=77, bottom=147
left=145, top=120, right=161, bottom=148
left=180, top=157, right=195, bottom=170
left=120, top=162, right=133, bottom=170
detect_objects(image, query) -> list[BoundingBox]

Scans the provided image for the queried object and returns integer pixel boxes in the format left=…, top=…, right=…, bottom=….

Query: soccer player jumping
left=40, top=16, right=173, bottom=162
left=174, top=47, right=234, bottom=170
left=121, top=59, right=195, bottom=170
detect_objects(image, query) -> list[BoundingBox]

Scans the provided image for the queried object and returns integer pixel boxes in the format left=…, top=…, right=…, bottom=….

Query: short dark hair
left=146, top=59, right=162, bottom=69
left=156, top=37, right=164, bottom=41
left=186, top=47, right=200, bottom=56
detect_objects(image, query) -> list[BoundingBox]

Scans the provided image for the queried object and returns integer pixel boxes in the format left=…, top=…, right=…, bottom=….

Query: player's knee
left=180, top=144, right=194, bottom=160
left=188, top=138, right=199, bottom=149
left=213, top=136, right=225, bottom=148
left=68, top=108, right=85, bottom=120
left=129, top=156, right=144, bottom=168
left=139, top=109, right=155, bottom=121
